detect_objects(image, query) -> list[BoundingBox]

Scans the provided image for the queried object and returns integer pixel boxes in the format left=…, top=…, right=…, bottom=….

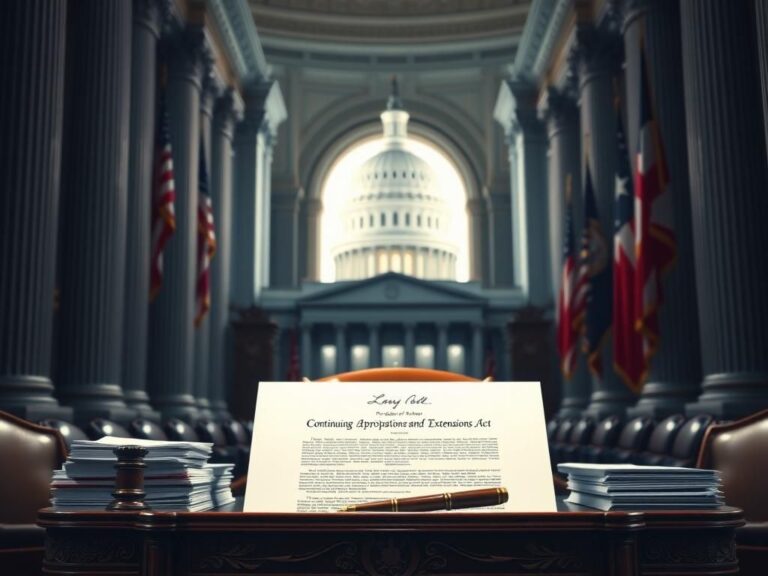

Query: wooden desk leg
left=608, top=533, right=639, bottom=576
left=143, top=534, right=172, bottom=576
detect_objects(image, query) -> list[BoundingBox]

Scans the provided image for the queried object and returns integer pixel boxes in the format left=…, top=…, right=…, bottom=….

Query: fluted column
left=272, top=190, right=300, bottom=287
left=193, top=73, right=217, bottom=420
left=121, top=0, right=162, bottom=420
left=757, top=0, right=768, bottom=161
left=578, top=28, right=636, bottom=419
left=56, top=0, right=135, bottom=425
left=680, top=0, right=768, bottom=419
left=472, top=324, right=484, bottom=378
left=147, top=28, right=207, bottom=422
left=538, top=87, right=590, bottom=418
left=467, top=198, right=486, bottom=283
left=301, top=324, right=312, bottom=377
left=404, top=323, right=416, bottom=367
left=305, top=198, right=323, bottom=281
left=208, top=90, right=240, bottom=419
left=436, top=323, right=449, bottom=371
left=335, top=324, right=347, bottom=374
left=623, top=0, right=702, bottom=418
left=261, top=133, right=275, bottom=289
left=485, top=192, right=514, bottom=287
left=0, top=0, right=72, bottom=420
left=368, top=323, right=381, bottom=367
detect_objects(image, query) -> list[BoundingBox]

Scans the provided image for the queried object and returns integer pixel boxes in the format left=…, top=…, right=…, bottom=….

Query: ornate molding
left=208, top=0, right=270, bottom=84
left=513, top=0, right=572, bottom=82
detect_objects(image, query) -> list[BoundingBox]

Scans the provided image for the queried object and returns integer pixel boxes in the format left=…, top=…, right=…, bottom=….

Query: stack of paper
left=51, top=436, right=235, bottom=512
left=558, top=463, right=724, bottom=511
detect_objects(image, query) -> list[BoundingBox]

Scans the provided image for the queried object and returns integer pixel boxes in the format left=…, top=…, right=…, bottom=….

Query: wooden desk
left=38, top=504, right=743, bottom=575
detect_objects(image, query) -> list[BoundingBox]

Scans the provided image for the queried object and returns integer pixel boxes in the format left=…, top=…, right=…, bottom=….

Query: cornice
left=207, top=0, right=270, bottom=84
left=512, top=0, right=571, bottom=82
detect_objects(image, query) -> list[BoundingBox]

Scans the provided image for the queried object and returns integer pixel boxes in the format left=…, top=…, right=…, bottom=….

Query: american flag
left=557, top=175, right=584, bottom=379
left=149, top=93, right=176, bottom=300
left=194, top=138, right=216, bottom=327
left=634, top=39, right=675, bottom=365
left=613, top=103, right=645, bottom=392
left=581, top=156, right=612, bottom=378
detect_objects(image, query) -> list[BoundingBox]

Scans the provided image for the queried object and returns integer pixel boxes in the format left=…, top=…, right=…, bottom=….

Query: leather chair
left=546, top=418, right=561, bottom=441
left=38, top=419, right=88, bottom=450
left=633, top=414, right=686, bottom=465
left=220, top=419, right=251, bottom=477
left=549, top=418, right=576, bottom=468
left=195, top=419, right=234, bottom=464
left=85, top=418, right=131, bottom=440
left=164, top=418, right=200, bottom=442
left=128, top=418, right=168, bottom=441
left=0, top=411, right=67, bottom=575
left=696, top=409, right=768, bottom=576
left=608, top=417, right=655, bottom=463
left=661, top=413, right=713, bottom=467
left=581, top=415, right=623, bottom=463
left=555, top=417, right=593, bottom=463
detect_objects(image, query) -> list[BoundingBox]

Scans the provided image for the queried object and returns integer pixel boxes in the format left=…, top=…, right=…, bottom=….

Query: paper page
left=244, top=381, right=555, bottom=513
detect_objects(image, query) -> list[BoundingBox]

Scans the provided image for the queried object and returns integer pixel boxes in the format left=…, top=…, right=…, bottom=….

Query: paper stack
left=558, top=463, right=723, bottom=511
left=51, top=436, right=235, bottom=511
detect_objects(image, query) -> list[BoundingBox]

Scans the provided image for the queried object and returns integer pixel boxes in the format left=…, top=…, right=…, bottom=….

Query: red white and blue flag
left=613, top=103, right=645, bottom=392
left=195, top=138, right=216, bottom=327
left=557, top=175, right=585, bottom=379
left=634, top=40, right=675, bottom=367
left=150, top=93, right=176, bottom=300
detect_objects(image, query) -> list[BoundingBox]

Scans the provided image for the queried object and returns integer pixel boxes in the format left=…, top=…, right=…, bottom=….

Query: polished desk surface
left=38, top=500, right=743, bottom=576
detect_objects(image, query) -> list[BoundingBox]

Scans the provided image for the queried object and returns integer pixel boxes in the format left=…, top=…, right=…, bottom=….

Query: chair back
left=0, top=411, right=67, bottom=523
left=546, top=418, right=561, bottom=440
left=568, top=417, right=595, bottom=445
left=38, top=419, right=88, bottom=450
left=128, top=418, right=168, bottom=441
left=697, top=409, right=768, bottom=522
left=221, top=419, right=249, bottom=446
left=633, top=414, right=685, bottom=465
left=664, top=414, right=713, bottom=466
left=583, top=415, right=623, bottom=463
left=318, top=367, right=479, bottom=382
left=164, top=418, right=199, bottom=442
left=85, top=418, right=130, bottom=440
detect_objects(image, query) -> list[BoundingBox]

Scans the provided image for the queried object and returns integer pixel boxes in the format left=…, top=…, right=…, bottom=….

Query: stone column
left=436, top=323, right=449, bottom=371
left=466, top=198, right=486, bottom=283
left=368, top=323, right=381, bottom=368
left=147, top=28, right=207, bottom=422
left=680, top=0, right=768, bottom=419
left=335, top=324, right=348, bottom=374
left=538, top=87, right=590, bottom=418
left=304, top=198, right=323, bottom=281
left=623, top=0, right=703, bottom=418
left=577, top=27, right=637, bottom=419
left=472, top=324, right=484, bottom=378
left=0, top=0, right=72, bottom=420
left=757, top=0, right=768, bottom=159
left=485, top=193, right=514, bottom=288
left=404, top=323, right=416, bottom=367
left=208, top=90, right=240, bottom=420
left=301, top=324, right=313, bottom=378
left=231, top=90, right=265, bottom=307
left=193, top=73, right=217, bottom=420
left=272, top=192, right=300, bottom=287
left=121, top=0, right=162, bottom=420
left=261, top=132, right=275, bottom=289
left=56, top=0, right=135, bottom=425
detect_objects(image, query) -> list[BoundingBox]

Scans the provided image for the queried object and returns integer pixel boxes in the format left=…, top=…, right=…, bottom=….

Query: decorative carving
left=197, top=540, right=356, bottom=571
left=641, top=533, right=737, bottom=566
left=250, top=0, right=522, bottom=17
left=426, top=540, right=584, bottom=572
left=45, top=532, right=138, bottom=566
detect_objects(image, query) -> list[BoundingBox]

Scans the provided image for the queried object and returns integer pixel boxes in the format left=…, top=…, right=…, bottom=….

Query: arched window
left=369, top=214, right=374, bottom=227
left=417, top=214, right=422, bottom=227
left=405, top=213, right=411, bottom=226
left=359, top=216, right=364, bottom=228
left=381, top=212, right=386, bottom=226
left=393, top=212, right=399, bottom=226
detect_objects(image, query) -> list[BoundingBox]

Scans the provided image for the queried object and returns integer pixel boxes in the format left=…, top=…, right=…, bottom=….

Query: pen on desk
left=339, top=487, right=508, bottom=512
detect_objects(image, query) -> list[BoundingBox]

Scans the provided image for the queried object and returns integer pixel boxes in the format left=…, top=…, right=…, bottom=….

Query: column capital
left=133, top=0, right=162, bottom=37
left=537, top=86, right=579, bottom=139
left=164, top=26, right=210, bottom=89
left=213, top=88, right=243, bottom=141
left=573, top=25, right=623, bottom=88
left=200, top=70, right=223, bottom=119
left=238, top=80, right=287, bottom=137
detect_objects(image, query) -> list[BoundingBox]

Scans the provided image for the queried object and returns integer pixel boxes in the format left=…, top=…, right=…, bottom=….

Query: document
left=244, top=381, right=555, bottom=513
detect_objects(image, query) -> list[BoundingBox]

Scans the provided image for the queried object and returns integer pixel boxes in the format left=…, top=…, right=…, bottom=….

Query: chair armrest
left=737, top=522, right=768, bottom=547
left=0, top=523, right=45, bottom=548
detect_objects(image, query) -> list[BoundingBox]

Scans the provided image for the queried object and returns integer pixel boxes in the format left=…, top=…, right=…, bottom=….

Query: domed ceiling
left=248, top=0, right=531, bottom=45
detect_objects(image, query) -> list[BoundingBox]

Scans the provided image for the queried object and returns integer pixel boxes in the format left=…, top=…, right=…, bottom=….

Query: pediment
left=300, top=273, right=484, bottom=308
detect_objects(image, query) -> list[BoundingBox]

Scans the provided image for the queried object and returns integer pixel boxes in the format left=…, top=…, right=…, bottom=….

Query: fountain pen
left=339, top=487, right=508, bottom=512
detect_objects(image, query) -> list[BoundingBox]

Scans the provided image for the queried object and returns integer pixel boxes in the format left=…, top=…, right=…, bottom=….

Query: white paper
left=244, top=381, right=556, bottom=513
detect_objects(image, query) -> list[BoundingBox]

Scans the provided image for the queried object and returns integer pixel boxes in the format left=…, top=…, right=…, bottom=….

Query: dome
left=331, top=79, right=459, bottom=281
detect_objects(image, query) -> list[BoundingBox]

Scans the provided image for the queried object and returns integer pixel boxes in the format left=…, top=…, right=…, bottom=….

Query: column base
left=123, top=390, right=162, bottom=422
left=627, top=381, right=700, bottom=419
left=557, top=397, right=587, bottom=419
left=56, top=383, right=136, bottom=427
left=152, top=393, right=201, bottom=423
left=0, top=375, right=74, bottom=422
left=582, top=390, right=635, bottom=420
left=197, top=398, right=214, bottom=421
left=685, top=372, right=768, bottom=420
left=210, top=400, right=232, bottom=422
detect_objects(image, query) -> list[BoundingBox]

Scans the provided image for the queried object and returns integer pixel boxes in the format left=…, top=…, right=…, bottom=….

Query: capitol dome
left=332, top=80, right=459, bottom=281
